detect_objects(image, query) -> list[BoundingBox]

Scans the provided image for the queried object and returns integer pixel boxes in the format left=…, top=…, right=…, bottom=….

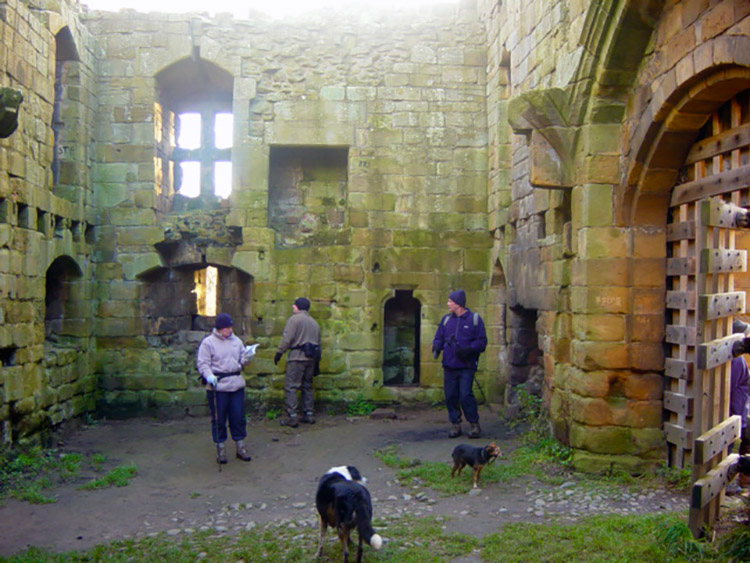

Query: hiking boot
left=216, top=442, right=227, bottom=464
left=280, top=417, right=299, bottom=428
left=448, top=423, right=462, bottom=438
left=235, top=440, right=252, bottom=462
left=468, top=423, right=482, bottom=439
left=300, top=413, right=316, bottom=424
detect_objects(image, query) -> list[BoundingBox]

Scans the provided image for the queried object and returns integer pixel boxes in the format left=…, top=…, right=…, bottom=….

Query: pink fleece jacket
left=196, top=329, right=247, bottom=392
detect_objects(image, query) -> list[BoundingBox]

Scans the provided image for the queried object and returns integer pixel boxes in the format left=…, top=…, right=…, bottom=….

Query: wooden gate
left=664, top=92, right=750, bottom=537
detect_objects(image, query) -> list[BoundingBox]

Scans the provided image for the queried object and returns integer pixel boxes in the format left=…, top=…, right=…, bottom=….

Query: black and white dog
left=315, top=466, right=382, bottom=563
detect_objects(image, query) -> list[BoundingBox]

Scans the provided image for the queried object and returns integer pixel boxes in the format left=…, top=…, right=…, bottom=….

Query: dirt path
left=0, top=406, right=688, bottom=557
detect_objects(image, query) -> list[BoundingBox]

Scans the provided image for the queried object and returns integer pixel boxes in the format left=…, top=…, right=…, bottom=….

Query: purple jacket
left=432, top=308, right=487, bottom=370
left=731, top=356, right=750, bottom=429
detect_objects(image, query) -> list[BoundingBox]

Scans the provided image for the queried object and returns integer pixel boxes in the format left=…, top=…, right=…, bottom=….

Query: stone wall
left=82, top=4, right=491, bottom=416
left=0, top=0, right=98, bottom=443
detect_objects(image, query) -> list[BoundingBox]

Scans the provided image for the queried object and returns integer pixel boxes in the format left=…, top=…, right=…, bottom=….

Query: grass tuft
left=78, top=465, right=138, bottom=491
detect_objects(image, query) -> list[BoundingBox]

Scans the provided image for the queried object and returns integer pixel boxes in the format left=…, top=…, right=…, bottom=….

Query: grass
left=346, top=394, right=377, bottom=417
left=77, top=465, right=138, bottom=491
left=7, top=512, right=750, bottom=562
left=265, top=408, right=282, bottom=421
left=0, top=446, right=135, bottom=503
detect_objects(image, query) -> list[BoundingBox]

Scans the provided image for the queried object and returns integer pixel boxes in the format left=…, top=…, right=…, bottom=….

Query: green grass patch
left=265, top=408, right=281, bottom=421
left=8, top=511, right=748, bottom=563
left=346, top=394, right=377, bottom=417
left=0, top=447, right=99, bottom=504
left=77, top=465, right=138, bottom=491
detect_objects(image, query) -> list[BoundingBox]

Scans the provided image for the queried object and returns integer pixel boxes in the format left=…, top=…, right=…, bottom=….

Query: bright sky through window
left=81, top=0, right=457, bottom=19
left=214, top=113, right=233, bottom=150
left=214, top=162, right=232, bottom=199
left=177, top=113, right=200, bottom=149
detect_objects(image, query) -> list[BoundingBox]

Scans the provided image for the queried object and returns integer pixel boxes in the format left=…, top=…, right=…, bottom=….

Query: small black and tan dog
left=315, top=466, right=382, bottom=563
left=451, top=443, right=502, bottom=489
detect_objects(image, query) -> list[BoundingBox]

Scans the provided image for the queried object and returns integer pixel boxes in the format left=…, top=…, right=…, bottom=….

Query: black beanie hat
left=294, top=297, right=311, bottom=311
left=215, top=313, right=233, bottom=329
left=449, top=290, right=466, bottom=307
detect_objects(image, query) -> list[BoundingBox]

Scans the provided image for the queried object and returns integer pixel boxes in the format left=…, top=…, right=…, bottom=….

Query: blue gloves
left=205, top=373, right=217, bottom=386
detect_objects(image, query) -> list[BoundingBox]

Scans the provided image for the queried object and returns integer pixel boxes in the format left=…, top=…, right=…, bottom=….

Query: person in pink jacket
left=197, top=313, right=252, bottom=464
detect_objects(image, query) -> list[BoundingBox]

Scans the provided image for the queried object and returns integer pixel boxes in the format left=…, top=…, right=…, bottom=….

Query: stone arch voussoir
left=621, top=55, right=750, bottom=229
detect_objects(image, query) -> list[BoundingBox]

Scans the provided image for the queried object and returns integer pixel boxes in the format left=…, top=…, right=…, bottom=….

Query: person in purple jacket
left=731, top=320, right=750, bottom=456
left=197, top=313, right=253, bottom=464
left=432, top=290, right=487, bottom=439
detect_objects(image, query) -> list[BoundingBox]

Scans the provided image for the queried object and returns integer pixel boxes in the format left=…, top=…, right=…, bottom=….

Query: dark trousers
left=444, top=368, right=479, bottom=424
left=284, top=360, right=315, bottom=417
left=207, top=388, right=246, bottom=444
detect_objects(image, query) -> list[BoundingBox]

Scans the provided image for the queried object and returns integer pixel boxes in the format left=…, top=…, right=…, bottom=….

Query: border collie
left=315, top=466, right=382, bottom=562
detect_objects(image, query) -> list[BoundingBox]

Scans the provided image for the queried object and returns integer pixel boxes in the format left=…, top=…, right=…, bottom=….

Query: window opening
left=194, top=266, right=218, bottom=317
left=383, top=290, right=421, bottom=386
left=52, top=27, right=80, bottom=191
left=177, top=113, right=201, bottom=149
left=155, top=59, right=234, bottom=206
left=44, top=256, right=83, bottom=342
left=214, top=113, right=233, bottom=149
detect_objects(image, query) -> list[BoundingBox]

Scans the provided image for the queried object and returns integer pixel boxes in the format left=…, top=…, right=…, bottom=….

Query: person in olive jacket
left=275, top=297, right=321, bottom=428
left=432, top=290, right=487, bottom=439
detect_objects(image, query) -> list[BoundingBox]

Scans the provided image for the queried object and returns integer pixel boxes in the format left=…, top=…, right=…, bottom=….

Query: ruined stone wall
left=82, top=4, right=491, bottom=415
left=481, top=0, right=750, bottom=471
left=0, top=0, right=98, bottom=443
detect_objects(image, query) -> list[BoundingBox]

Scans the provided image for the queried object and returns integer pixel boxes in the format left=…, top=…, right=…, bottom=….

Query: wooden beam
left=700, top=248, right=746, bottom=274
left=667, top=291, right=696, bottom=311
left=664, top=391, right=694, bottom=417
left=691, top=453, right=740, bottom=509
left=671, top=165, right=750, bottom=207
left=667, top=220, right=695, bottom=242
left=685, top=122, right=750, bottom=165
left=667, top=256, right=696, bottom=276
left=700, top=197, right=749, bottom=229
left=693, top=416, right=741, bottom=465
left=696, top=333, right=743, bottom=370
left=698, top=291, right=745, bottom=320
left=666, top=325, right=697, bottom=346
left=664, top=358, right=694, bottom=381
left=665, top=422, right=694, bottom=448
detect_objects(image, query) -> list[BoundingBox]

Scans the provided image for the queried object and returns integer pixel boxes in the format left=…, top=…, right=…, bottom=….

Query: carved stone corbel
left=508, top=87, right=576, bottom=189
left=0, top=88, right=23, bottom=138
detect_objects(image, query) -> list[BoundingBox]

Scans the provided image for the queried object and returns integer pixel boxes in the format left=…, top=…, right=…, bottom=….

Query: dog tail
left=354, top=488, right=382, bottom=550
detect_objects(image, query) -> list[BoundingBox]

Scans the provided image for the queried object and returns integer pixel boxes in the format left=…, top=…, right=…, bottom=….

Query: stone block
left=571, top=451, right=660, bottom=474
left=116, top=226, right=164, bottom=247
left=570, top=396, right=613, bottom=426
left=572, top=314, right=625, bottom=341
left=632, top=314, right=664, bottom=342
left=571, top=340, right=629, bottom=370
left=119, top=252, right=163, bottom=280
left=577, top=227, right=629, bottom=259
left=629, top=342, right=664, bottom=371
left=565, top=368, right=612, bottom=398
left=569, top=422, right=634, bottom=455
left=570, top=286, right=629, bottom=314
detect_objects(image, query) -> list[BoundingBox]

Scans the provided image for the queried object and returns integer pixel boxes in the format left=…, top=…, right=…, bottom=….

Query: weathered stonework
left=2, top=0, right=750, bottom=472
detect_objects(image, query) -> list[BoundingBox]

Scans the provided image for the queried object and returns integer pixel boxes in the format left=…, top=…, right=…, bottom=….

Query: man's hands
left=456, top=346, right=474, bottom=360
left=274, top=352, right=282, bottom=365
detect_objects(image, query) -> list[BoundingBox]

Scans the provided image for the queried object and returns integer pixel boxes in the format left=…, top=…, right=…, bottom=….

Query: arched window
left=52, top=27, right=80, bottom=193
left=155, top=58, right=234, bottom=209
